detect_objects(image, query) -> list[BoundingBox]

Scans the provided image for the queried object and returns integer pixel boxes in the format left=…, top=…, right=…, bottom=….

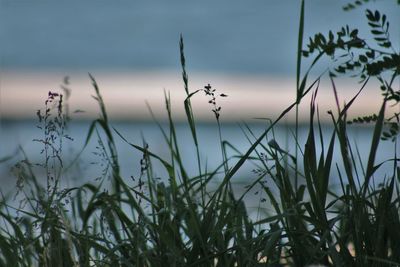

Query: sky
left=0, top=0, right=399, bottom=121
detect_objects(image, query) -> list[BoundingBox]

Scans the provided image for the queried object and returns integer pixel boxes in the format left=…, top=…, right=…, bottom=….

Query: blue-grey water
left=1, top=120, right=398, bottom=198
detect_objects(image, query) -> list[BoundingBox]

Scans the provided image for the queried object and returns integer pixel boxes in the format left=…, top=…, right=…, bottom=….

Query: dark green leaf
left=359, top=55, right=368, bottom=63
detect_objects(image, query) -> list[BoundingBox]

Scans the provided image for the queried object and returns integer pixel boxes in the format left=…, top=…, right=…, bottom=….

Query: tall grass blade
left=363, top=98, right=386, bottom=196
left=296, top=0, right=305, bottom=97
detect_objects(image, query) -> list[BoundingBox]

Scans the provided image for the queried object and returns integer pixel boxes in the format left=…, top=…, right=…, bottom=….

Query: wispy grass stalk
left=0, top=1, right=399, bottom=266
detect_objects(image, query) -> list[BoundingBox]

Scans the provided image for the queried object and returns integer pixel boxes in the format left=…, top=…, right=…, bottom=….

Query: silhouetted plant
left=303, top=6, right=400, bottom=141
left=0, top=1, right=399, bottom=266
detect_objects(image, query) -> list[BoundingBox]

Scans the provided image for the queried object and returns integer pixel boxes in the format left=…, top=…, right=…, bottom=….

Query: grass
left=1, top=1, right=399, bottom=266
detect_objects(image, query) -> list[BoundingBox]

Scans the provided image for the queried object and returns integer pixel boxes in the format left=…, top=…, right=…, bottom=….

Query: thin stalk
left=295, top=105, right=299, bottom=191
left=179, top=35, right=204, bottom=206
left=295, top=0, right=305, bottom=191
left=208, top=76, right=320, bottom=206
left=217, top=119, right=228, bottom=176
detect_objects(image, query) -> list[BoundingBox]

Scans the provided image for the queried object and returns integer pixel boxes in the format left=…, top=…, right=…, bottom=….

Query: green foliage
left=343, top=0, right=371, bottom=11
left=303, top=6, right=400, bottom=141
left=0, top=1, right=399, bottom=266
left=343, top=0, right=400, bottom=11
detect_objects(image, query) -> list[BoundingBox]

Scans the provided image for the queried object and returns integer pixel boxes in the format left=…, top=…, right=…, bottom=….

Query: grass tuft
left=1, top=1, right=399, bottom=266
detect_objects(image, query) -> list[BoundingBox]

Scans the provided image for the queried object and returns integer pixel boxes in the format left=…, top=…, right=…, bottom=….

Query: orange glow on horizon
left=0, top=71, right=392, bottom=123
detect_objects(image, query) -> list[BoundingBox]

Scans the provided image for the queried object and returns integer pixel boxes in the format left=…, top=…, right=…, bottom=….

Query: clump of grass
left=0, top=1, right=399, bottom=266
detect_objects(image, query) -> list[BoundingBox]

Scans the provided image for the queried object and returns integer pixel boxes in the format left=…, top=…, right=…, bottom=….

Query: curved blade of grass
left=208, top=77, right=320, bottom=206
left=362, top=98, right=386, bottom=196
left=114, top=128, right=175, bottom=180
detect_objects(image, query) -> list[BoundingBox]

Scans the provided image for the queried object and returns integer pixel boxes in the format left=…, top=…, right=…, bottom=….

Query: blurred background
left=0, top=0, right=399, bottom=195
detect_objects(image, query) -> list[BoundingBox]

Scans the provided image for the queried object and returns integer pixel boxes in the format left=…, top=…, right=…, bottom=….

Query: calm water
left=1, top=120, right=398, bottom=197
